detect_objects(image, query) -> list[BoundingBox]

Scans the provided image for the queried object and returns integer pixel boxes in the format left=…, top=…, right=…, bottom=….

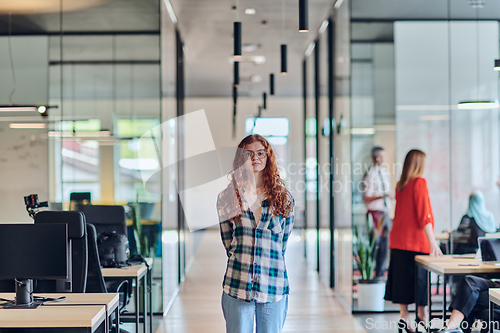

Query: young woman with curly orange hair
left=217, top=134, right=294, bottom=333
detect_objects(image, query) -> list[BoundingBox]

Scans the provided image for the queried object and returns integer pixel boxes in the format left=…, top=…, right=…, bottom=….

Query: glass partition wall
left=350, top=0, right=500, bottom=313
left=47, top=1, right=166, bottom=314
left=41, top=0, right=183, bottom=315
left=301, top=0, right=352, bottom=309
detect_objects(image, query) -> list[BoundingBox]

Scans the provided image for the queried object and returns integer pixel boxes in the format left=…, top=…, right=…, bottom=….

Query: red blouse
left=389, top=177, right=434, bottom=254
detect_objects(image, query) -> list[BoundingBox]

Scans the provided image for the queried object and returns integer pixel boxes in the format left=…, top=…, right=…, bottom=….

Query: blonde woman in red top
left=384, top=149, right=442, bottom=333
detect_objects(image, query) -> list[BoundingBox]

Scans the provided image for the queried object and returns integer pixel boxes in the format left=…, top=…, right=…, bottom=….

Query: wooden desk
left=102, top=264, right=147, bottom=279
left=415, top=255, right=499, bottom=275
left=0, top=304, right=106, bottom=332
left=0, top=292, right=118, bottom=332
left=435, top=232, right=450, bottom=241
left=489, top=289, right=500, bottom=333
left=102, top=260, right=152, bottom=333
left=416, top=255, right=500, bottom=332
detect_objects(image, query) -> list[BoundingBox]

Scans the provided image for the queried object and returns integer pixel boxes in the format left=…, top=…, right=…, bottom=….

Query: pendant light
left=281, top=45, right=287, bottom=74
left=233, top=85, right=237, bottom=106
left=299, top=0, right=308, bottom=32
left=270, top=73, right=275, bottom=95
left=234, top=61, right=239, bottom=86
left=263, top=92, right=267, bottom=109
left=234, top=0, right=241, bottom=57
left=457, top=101, right=499, bottom=109
left=234, top=22, right=242, bottom=57
left=232, top=0, right=240, bottom=139
left=494, top=59, right=500, bottom=71
left=250, top=105, right=262, bottom=134
left=281, top=0, right=287, bottom=74
left=232, top=85, right=238, bottom=138
left=457, top=8, right=499, bottom=109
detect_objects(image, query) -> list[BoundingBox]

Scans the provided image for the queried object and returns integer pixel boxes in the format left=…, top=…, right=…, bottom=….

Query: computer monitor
left=69, top=192, right=91, bottom=211
left=478, top=237, right=500, bottom=264
left=0, top=224, right=68, bottom=308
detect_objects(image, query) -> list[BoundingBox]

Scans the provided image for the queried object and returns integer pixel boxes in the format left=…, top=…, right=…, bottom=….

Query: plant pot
left=357, top=280, right=385, bottom=311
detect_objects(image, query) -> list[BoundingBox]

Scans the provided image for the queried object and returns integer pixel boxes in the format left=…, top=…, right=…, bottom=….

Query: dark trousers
left=450, top=275, right=500, bottom=333
left=368, top=210, right=389, bottom=277
left=375, top=233, right=388, bottom=277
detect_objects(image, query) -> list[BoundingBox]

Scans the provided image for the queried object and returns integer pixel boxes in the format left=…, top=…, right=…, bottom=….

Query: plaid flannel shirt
left=217, top=190, right=294, bottom=303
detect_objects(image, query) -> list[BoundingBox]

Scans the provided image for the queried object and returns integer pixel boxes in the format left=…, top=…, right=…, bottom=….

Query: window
left=115, top=118, right=161, bottom=203
left=245, top=117, right=289, bottom=180
left=55, top=120, right=102, bottom=203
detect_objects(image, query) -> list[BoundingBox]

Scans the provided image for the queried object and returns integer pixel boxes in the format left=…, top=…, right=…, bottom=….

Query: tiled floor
left=156, top=229, right=366, bottom=333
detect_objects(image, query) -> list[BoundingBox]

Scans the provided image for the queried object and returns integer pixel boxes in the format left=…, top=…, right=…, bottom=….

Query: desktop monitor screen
left=0, top=224, right=68, bottom=280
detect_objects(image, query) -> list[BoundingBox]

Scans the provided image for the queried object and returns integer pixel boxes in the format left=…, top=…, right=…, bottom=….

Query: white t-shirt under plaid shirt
left=217, top=189, right=295, bottom=303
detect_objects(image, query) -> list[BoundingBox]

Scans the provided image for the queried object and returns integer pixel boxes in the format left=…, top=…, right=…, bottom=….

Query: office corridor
left=156, top=230, right=365, bottom=333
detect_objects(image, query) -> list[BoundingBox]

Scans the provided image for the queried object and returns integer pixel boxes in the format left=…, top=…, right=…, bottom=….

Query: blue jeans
left=221, top=292, right=288, bottom=333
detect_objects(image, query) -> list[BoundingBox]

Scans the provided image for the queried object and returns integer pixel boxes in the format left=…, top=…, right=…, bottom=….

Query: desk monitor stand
left=2, top=279, right=43, bottom=309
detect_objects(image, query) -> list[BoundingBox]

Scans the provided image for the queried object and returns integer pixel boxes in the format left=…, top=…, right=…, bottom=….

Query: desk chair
left=81, top=205, right=127, bottom=237
left=86, top=223, right=130, bottom=332
left=453, top=216, right=486, bottom=254
left=34, top=211, right=88, bottom=293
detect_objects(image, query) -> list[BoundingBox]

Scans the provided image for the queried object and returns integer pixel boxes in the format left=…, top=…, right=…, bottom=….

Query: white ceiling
left=170, top=0, right=335, bottom=97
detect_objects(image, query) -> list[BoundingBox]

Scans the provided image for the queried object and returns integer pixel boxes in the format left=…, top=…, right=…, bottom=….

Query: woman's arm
left=424, top=221, right=442, bottom=257
left=414, top=178, right=442, bottom=256
left=281, top=197, right=295, bottom=256
left=219, top=220, right=234, bottom=257
left=217, top=193, right=234, bottom=257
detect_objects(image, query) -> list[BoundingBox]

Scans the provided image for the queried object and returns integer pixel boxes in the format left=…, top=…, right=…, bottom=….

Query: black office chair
left=81, top=205, right=127, bottom=236
left=86, top=223, right=130, bottom=332
left=34, top=211, right=88, bottom=293
left=454, top=216, right=486, bottom=254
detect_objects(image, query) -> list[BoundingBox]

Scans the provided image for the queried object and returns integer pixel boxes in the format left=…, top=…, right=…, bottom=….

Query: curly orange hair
left=219, top=134, right=293, bottom=219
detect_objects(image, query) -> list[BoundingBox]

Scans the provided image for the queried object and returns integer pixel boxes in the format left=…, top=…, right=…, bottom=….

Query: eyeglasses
left=241, top=149, right=267, bottom=159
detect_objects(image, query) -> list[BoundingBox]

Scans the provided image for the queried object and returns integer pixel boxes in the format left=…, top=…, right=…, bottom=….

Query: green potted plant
left=353, top=215, right=386, bottom=311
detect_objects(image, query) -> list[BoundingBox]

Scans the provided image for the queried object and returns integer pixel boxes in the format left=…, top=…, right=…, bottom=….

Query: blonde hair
left=397, top=149, right=426, bottom=191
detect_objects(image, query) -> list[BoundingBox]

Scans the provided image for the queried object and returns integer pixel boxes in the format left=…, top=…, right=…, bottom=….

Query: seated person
left=453, top=191, right=497, bottom=254
left=438, top=275, right=499, bottom=333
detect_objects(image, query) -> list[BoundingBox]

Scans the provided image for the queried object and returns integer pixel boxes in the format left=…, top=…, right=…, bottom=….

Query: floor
left=155, top=229, right=366, bottom=333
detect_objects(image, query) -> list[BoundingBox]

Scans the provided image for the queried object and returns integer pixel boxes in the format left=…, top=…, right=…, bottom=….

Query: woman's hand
left=429, top=240, right=443, bottom=257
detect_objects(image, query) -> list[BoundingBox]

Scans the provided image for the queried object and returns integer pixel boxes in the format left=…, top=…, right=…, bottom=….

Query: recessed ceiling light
left=229, top=56, right=266, bottom=65
left=9, top=123, right=46, bottom=129
left=351, top=128, right=375, bottom=135
left=242, top=43, right=259, bottom=52
left=251, top=75, right=262, bottom=83
left=245, top=8, right=256, bottom=15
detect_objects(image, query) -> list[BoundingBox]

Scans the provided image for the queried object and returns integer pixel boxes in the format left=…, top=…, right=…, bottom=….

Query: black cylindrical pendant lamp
left=263, top=92, right=267, bottom=109
left=233, top=85, right=238, bottom=105
left=234, top=62, right=239, bottom=86
left=234, top=22, right=242, bottom=57
left=495, top=59, right=500, bottom=71
left=299, top=0, right=308, bottom=32
left=270, top=73, right=275, bottom=95
left=281, top=44, right=287, bottom=74
left=258, top=105, right=262, bottom=118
